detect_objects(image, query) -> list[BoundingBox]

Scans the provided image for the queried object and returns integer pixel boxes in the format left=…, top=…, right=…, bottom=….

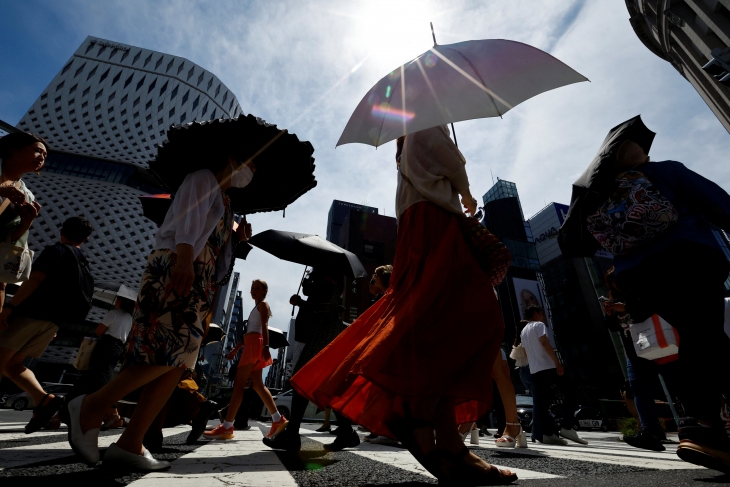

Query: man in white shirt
left=521, top=305, right=587, bottom=446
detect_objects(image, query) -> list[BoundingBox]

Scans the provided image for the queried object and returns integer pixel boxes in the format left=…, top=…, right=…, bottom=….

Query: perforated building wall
left=14, top=36, right=243, bottom=289
left=17, top=36, right=241, bottom=166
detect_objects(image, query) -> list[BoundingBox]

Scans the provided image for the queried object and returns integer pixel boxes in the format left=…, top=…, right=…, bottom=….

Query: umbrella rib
left=449, top=48, right=503, bottom=119
left=374, top=69, right=403, bottom=148
left=429, top=47, right=512, bottom=114
left=414, top=58, right=453, bottom=122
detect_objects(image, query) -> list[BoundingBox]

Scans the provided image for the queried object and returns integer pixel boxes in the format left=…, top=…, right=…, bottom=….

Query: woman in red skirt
left=205, top=279, right=287, bottom=440
left=291, top=126, right=516, bottom=485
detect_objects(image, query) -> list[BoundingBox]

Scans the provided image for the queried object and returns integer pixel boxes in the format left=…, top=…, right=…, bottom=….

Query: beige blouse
left=395, top=125, right=471, bottom=220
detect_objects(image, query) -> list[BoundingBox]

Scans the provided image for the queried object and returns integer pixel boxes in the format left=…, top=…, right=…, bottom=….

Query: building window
left=62, top=61, right=73, bottom=74
left=108, top=92, right=115, bottom=102
left=207, top=78, right=213, bottom=91
left=136, top=76, right=146, bottom=91
left=95, top=89, right=103, bottom=100
left=86, top=65, right=97, bottom=80
left=222, top=91, right=228, bottom=104
left=159, top=81, right=168, bottom=96
left=121, top=94, right=128, bottom=104
left=82, top=87, right=90, bottom=96
left=109, top=48, right=118, bottom=59
left=99, top=68, right=110, bottom=82
left=182, top=90, right=189, bottom=104
left=170, top=85, right=178, bottom=99
left=157, top=102, right=164, bottom=112
left=143, top=53, right=153, bottom=67
left=215, top=84, right=220, bottom=97
left=120, top=50, right=129, bottom=62
left=146, top=114, right=151, bottom=121
left=180, top=113, right=186, bottom=123
left=97, top=45, right=106, bottom=57
left=56, top=81, right=65, bottom=91
left=41, top=93, right=47, bottom=100
left=158, top=118, right=163, bottom=125
left=169, top=107, right=175, bottom=118
left=74, top=63, right=86, bottom=78
left=197, top=72, right=204, bottom=86
left=132, top=51, right=141, bottom=65
left=192, top=95, right=200, bottom=110
left=210, top=108, right=216, bottom=119
left=124, top=74, right=133, bottom=88
left=69, top=84, right=78, bottom=94
left=177, top=62, right=184, bottom=75
left=166, top=59, right=174, bottom=73
left=147, top=78, right=157, bottom=93
left=201, top=101, right=208, bottom=116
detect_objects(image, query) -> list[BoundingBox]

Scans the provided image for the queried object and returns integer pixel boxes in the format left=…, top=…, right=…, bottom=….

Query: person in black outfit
left=0, top=216, right=93, bottom=434
left=262, top=267, right=356, bottom=452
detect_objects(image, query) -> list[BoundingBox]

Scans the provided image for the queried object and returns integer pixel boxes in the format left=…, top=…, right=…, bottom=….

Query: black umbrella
left=149, top=114, right=317, bottom=215
left=201, top=324, right=224, bottom=347
left=138, top=194, right=172, bottom=226
left=558, top=115, right=656, bottom=257
left=267, top=326, right=290, bottom=349
left=247, top=230, right=367, bottom=278
left=92, top=281, right=138, bottom=309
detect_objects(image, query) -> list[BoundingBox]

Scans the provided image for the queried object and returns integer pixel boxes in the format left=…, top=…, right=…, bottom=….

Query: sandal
left=495, top=422, right=527, bottom=449
left=101, top=415, right=128, bottom=430
left=25, top=394, right=64, bottom=434
left=438, top=447, right=518, bottom=486
left=385, top=414, right=444, bottom=479
left=460, top=422, right=476, bottom=441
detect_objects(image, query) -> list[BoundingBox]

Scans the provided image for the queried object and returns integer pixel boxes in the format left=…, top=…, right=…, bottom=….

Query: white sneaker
left=542, top=434, right=568, bottom=445
left=104, top=443, right=171, bottom=471
left=67, top=395, right=100, bottom=466
left=560, top=427, right=589, bottom=445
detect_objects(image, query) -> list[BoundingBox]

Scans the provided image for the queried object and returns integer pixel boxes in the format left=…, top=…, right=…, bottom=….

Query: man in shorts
left=0, top=216, right=94, bottom=433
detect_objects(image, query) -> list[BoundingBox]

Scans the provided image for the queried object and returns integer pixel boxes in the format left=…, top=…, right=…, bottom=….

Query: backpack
left=62, top=244, right=95, bottom=322
left=585, top=170, right=679, bottom=255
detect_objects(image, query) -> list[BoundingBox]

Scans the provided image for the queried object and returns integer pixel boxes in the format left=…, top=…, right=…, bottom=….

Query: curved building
left=625, top=0, right=730, bottom=133
left=15, top=36, right=243, bottom=290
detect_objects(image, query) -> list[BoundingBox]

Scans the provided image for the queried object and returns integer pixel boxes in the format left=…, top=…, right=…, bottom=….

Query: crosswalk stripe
left=298, top=431, right=562, bottom=480
left=127, top=423, right=297, bottom=487
left=0, top=425, right=190, bottom=469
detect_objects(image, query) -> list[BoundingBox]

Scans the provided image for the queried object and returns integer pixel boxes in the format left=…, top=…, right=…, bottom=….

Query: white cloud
left=3, top=0, right=730, bottom=339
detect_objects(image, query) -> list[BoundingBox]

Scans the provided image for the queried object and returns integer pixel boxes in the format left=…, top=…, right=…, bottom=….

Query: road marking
left=127, top=423, right=297, bottom=487
left=0, top=425, right=190, bottom=469
left=299, top=431, right=561, bottom=480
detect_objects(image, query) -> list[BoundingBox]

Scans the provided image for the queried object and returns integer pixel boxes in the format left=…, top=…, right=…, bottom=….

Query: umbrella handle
left=291, top=266, right=308, bottom=316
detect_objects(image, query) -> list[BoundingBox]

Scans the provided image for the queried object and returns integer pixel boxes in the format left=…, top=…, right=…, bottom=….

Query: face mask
left=229, top=162, right=253, bottom=188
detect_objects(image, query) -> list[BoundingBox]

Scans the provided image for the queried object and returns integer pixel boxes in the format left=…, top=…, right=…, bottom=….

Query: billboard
left=512, top=277, right=555, bottom=346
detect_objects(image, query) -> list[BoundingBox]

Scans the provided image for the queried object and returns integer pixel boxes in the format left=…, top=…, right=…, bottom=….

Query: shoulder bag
left=0, top=181, right=34, bottom=283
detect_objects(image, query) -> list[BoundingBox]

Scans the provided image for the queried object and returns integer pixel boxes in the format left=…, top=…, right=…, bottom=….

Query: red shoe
left=266, top=416, right=289, bottom=438
left=203, top=423, right=234, bottom=440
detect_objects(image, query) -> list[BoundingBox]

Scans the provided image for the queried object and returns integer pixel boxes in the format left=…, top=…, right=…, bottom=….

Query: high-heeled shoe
left=495, top=422, right=527, bottom=449
left=460, top=422, right=476, bottom=441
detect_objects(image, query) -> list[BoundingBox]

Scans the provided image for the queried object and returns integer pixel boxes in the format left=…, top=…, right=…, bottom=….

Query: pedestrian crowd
left=1, top=107, right=730, bottom=485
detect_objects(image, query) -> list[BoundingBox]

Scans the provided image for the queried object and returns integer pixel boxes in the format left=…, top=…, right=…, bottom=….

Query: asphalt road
left=1, top=409, right=729, bottom=486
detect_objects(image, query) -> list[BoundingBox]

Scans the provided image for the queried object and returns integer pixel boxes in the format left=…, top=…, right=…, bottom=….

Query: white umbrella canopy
left=337, top=39, right=589, bottom=148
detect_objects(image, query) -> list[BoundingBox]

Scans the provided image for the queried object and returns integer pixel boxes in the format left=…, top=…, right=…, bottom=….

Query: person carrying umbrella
left=289, top=126, right=516, bottom=484
left=559, top=116, right=730, bottom=473
left=65, top=146, right=256, bottom=472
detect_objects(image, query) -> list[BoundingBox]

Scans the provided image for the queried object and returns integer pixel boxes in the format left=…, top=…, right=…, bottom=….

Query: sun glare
left=351, top=0, right=443, bottom=73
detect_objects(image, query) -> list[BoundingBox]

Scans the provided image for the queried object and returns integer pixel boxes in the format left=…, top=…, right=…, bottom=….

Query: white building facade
left=15, top=36, right=243, bottom=289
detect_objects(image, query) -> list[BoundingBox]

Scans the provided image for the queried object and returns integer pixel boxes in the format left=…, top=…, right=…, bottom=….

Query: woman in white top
left=205, top=279, right=285, bottom=440
left=291, top=126, right=515, bottom=484
left=67, top=150, right=256, bottom=471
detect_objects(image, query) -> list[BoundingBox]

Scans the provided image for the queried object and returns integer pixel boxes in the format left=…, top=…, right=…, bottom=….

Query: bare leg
left=250, top=369, right=278, bottom=415
left=323, top=407, right=331, bottom=428
left=0, top=349, right=51, bottom=405
left=80, top=364, right=180, bottom=434
left=492, top=355, right=521, bottom=440
left=225, top=363, right=254, bottom=423
left=115, top=368, right=183, bottom=454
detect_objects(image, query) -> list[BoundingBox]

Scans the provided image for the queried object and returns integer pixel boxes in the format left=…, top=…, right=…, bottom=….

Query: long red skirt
left=291, top=202, right=504, bottom=437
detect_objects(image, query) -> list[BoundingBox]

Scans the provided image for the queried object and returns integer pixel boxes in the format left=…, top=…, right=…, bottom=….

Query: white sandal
left=495, top=422, right=528, bottom=448
left=460, top=422, right=476, bottom=441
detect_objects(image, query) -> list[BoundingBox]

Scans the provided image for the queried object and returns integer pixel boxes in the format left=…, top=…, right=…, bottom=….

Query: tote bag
left=629, top=314, right=680, bottom=361
left=0, top=181, right=33, bottom=283
left=73, top=337, right=98, bottom=371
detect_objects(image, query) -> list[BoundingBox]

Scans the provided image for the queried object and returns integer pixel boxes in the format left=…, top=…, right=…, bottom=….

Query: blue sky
left=2, top=1, right=730, bottom=338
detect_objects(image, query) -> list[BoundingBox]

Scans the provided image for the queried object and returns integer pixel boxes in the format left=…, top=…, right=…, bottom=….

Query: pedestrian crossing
left=0, top=411, right=714, bottom=485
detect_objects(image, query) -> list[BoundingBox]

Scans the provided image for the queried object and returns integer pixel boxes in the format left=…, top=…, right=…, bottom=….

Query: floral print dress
left=123, top=195, right=233, bottom=369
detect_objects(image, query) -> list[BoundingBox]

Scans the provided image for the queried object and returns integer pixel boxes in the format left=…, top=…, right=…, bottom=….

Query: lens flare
left=371, top=104, right=415, bottom=121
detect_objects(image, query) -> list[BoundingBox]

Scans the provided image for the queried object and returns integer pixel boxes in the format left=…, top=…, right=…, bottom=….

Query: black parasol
left=248, top=230, right=367, bottom=278
left=138, top=194, right=172, bottom=226
left=558, top=115, right=656, bottom=257
left=267, top=326, right=290, bottom=349
left=149, top=114, right=317, bottom=215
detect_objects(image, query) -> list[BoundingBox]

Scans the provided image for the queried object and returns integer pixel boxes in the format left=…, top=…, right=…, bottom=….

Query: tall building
left=338, top=208, right=397, bottom=321
left=326, top=200, right=378, bottom=247
left=15, top=36, right=242, bottom=289
left=528, top=203, right=624, bottom=402
left=625, top=0, right=730, bottom=133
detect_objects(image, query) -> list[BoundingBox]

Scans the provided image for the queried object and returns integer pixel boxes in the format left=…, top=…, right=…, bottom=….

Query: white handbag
left=73, top=337, right=98, bottom=370
left=0, top=181, right=33, bottom=283
left=629, top=314, right=679, bottom=360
